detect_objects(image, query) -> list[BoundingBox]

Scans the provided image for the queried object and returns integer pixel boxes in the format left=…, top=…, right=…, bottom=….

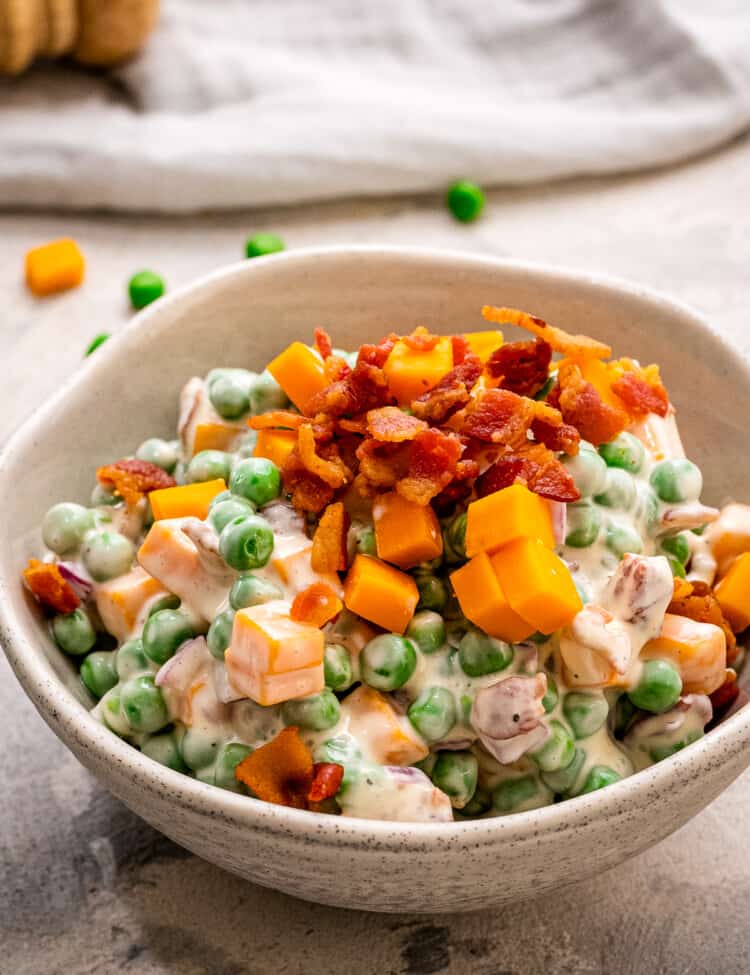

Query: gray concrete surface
left=2, top=137, right=750, bottom=974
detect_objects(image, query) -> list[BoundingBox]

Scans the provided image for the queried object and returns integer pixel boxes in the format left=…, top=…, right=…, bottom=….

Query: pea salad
left=23, top=306, right=747, bottom=822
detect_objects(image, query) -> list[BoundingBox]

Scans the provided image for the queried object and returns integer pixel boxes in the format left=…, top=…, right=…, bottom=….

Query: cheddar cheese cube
left=95, top=566, right=167, bottom=642
left=641, top=613, right=727, bottom=695
left=450, top=552, right=534, bottom=643
left=267, top=342, right=327, bottom=413
left=225, top=600, right=325, bottom=706
left=465, top=483, right=554, bottom=558
left=272, top=539, right=343, bottom=597
left=149, top=479, right=227, bottom=521
left=373, top=491, right=442, bottom=569
left=192, top=421, right=244, bottom=456
left=491, top=537, right=582, bottom=635
left=25, top=238, right=85, bottom=296
left=253, top=428, right=297, bottom=470
left=343, top=554, right=419, bottom=634
left=463, top=330, right=504, bottom=363
left=382, top=336, right=453, bottom=404
left=707, top=503, right=750, bottom=576
left=341, top=686, right=428, bottom=765
left=714, top=552, right=750, bottom=632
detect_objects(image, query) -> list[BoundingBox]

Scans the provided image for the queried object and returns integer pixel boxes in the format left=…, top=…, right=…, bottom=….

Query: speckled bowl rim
left=2, top=245, right=749, bottom=853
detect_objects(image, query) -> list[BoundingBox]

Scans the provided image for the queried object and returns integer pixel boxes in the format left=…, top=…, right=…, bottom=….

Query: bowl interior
left=2, top=247, right=748, bottom=709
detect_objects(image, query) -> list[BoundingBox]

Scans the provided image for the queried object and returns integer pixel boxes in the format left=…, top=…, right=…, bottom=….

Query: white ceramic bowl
left=1, top=247, right=749, bottom=914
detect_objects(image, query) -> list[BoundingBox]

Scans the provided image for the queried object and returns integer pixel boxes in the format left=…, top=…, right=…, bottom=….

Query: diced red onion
left=58, top=562, right=94, bottom=601
left=212, top=659, right=246, bottom=704
left=155, top=636, right=209, bottom=692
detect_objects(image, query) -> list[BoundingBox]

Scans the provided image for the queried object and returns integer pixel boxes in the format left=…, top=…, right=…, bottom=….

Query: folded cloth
left=1, top=0, right=749, bottom=212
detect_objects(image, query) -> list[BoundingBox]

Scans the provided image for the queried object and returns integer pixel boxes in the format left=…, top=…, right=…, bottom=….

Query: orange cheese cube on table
left=450, top=552, right=534, bottom=643
left=492, top=538, right=582, bottom=635
left=373, top=492, right=442, bottom=569
left=465, top=483, right=554, bottom=558
left=641, top=613, right=726, bottom=695
left=95, top=566, right=167, bottom=642
left=192, top=421, right=244, bottom=456
left=253, top=428, right=297, bottom=469
left=463, top=330, right=504, bottom=363
left=715, top=551, right=750, bottom=632
left=341, top=686, right=428, bottom=765
left=267, top=342, right=327, bottom=412
left=343, top=555, right=419, bottom=634
left=149, top=479, right=227, bottom=522
left=225, top=600, right=324, bottom=706
left=382, top=337, right=453, bottom=404
left=707, top=503, right=750, bottom=576
left=25, top=238, right=85, bottom=296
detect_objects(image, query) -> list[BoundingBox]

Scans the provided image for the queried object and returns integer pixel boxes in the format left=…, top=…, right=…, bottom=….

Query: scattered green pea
left=128, top=270, right=165, bottom=310
left=446, top=180, right=485, bottom=223
left=187, top=450, right=232, bottom=484
left=208, top=369, right=252, bottom=420
left=81, top=530, right=135, bottom=581
left=542, top=674, right=559, bottom=714
left=563, top=692, right=609, bottom=739
left=142, top=609, right=194, bottom=664
left=209, top=496, right=256, bottom=534
left=355, top=525, right=377, bottom=557
left=52, top=608, right=96, bottom=656
left=229, top=573, right=282, bottom=611
left=598, top=432, right=645, bottom=473
left=431, top=751, right=478, bottom=809
left=493, top=775, right=538, bottom=813
left=42, top=502, right=93, bottom=555
left=120, top=674, right=169, bottom=734
left=579, top=765, right=622, bottom=795
left=282, top=689, right=341, bottom=731
left=135, top=437, right=179, bottom=474
left=530, top=720, right=575, bottom=773
left=84, top=333, right=110, bottom=356
left=360, top=633, right=417, bottom=691
left=458, top=629, right=513, bottom=677
left=563, top=441, right=608, bottom=498
left=416, top=574, right=447, bottom=612
left=214, top=742, right=254, bottom=791
left=541, top=746, right=586, bottom=795
left=219, top=514, right=275, bottom=571
left=407, top=687, right=457, bottom=743
left=147, top=594, right=181, bottom=617
left=80, top=650, right=118, bottom=698
left=207, top=609, right=236, bottom=659
left=605, top=519, right=643, bottom=558
left=323, top=643, right=354, bottom=691
left=628, top=659, right=682, bottom=713
left=565, top=500, right=602, bottom=548
left=142, top=730, right=189, bottom=772
left=245, top=233, right=285, bottom=259
left=443, top=512, right=467, bottom=563
left=230, top=457, right=281, bottom=506
left=116, top=638, right=149, bottom=680
left=406, top=611, right=446, bottom=654
left=661, top=533, right=690, bottom=565
left=650, top=459, right=702, bottom=503
left=594, top=467, right=637, bottom=510
left=250, top=371, right=289, bottom=413
left=181, top=728, right=221, bottom=771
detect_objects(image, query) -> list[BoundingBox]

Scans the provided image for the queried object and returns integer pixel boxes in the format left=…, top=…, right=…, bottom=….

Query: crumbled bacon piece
left=234, top=727, right=314, bottom=808
left=486, top=338, right=552, bottom=398
left=398, top=429, right=463, bottom=505
left=291, top=582, right=343, bottom=628
left=336, top=416, right=368, bottom=436
left=366, top=406, right=427, bottom=443
left=462, top=388, right=536, bottom=448
left=477, top=445, right=580, bottom=503
left=306, top=361, right=393, bottom=418
left=432, top=481, right=473, bottom=516
left=411, top=355, right=482, bottom=425
left=297, top=424, right=351, bottom=489
left=323, top=354, right=351, bottom=385
left=356, top=438, right=408, bottom=491
left=247, top=410, right=304, bottom=430
left=709, top=670, right=739, bottom=720
left=531, top=415, right=580, bottom=455
left=611, top=371, right=669, bottom=418
left=311, top=502, right=349, bottom=573
left=357, top=333, right=399, bottom=368
left=307, top=762, right=344, bottom=803
left=557, top=363, right=628, bottom=446
left=402, top=326, right=440, bottom=351
left=282, top=451, right=335, bottom=513
left=451, top=335, right=470, bottom=364
left=96, top=458, right=176, bottom=505
left=482, top=306, right=611, bottom=359
left=314, top=327, right=333, bottom=359
left=668, top=578, right=737, bottom=664
left=23, top=558, right=80, bottom=614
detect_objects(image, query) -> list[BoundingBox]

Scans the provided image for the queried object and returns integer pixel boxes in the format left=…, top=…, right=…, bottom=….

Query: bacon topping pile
left=669, top=578, right=738, bottom=665
left=96, top=458, right=175, bottom=505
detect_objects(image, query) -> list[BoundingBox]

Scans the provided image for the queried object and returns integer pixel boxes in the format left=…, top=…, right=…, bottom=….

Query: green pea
left=530, top=720, right=575, bottom=773
left=282, top=689, right=341, bottom=731
left=661, top=533, right=690, bottom=565
left=414, top=554, right=443, bottom=574
left=120, top=675, right=169, bottom=733
left=628, top=659, right=682, bottom=713
left=612, top=693, right=639, bottom=737
left=666, top=555, right=686, bottom=579
left=99, top=686, right=130, bottom=737
left=355, top=525, right=377, bottom=556
left=605, top=519, right=643, bottom=558
left=135, top=438, right=178, bottom=474
left=323, top=643, right=354, bottom=691
left=116, top=638, right=149, bottom=679
left=542, top=674, right=559, bottom=714
left=541, top=746, right=586, bottom=795
left=91, top=483, right=120, bottom=507
left=360, top=633, right=417, bottom=690
left=533, top=373, right=556, bottom=402
left=147, top=594, right=181, bottom=617
left=219, top=515, right=274, bottom=571
left=594, top=467, right=636, bottom=510
left=181, top=728, right=221, bottom=771
left=84, top=332, right=110, bottom=356
left=80, top=650, right=118, bottom=698
left=81, top=530, right=135, bottom=581
left=213, top=742, right=254, bottom=791
left=187, top=450, right=232, bottom=484
left=650, top=729, right=703, bottom=762
left=565, top=500, right=602, bottom=548
left=42, top=502, right=93, bottom=555
left=460, top=786, right=492, bottom=817
left=315, top=735, right=362, bottom=768
left=229, top=573, right=282, bottom=610
left=598, top=432, right=645, bottom=473
left=142, top=730, right=189, bottom=772
left=208, top=489, right=232, bottom=509
left=245, top=232, right=285, bottom=258
left=563, top=691, right=609, bottom=739
left=406, top=611, right=446, bottom=654
left=208, top=371, right=251, bottom=420
left=443, top=512, right=467, bottom=563
left=128, top=270, right=165, bottom=310
left=416, top=574, right=447, bottom=612
left=250, top=370, right=289, bottom=413
left=493, top=775, right=539, bottom=813
left=142, top=609, right=194, bottom=664
left=407, top=687, right=457, bottom=743
left=458, top=628, right=513, bottom=677
left=446, top=180, right=485, bottom=223
left=230, top=457, right=281, bottom=507
left=579, top=765, right=622, bottom=795
left=430, top=751, right=478, bottom=809
left=650, top=459, right=702, bottom=503
left=52, top=608, right=96, bottom=656
left=207, top=609, right=235, bottom=660
left=563, top=440, right=608, bottom=498
left=209, top=497, right=256, bottom=534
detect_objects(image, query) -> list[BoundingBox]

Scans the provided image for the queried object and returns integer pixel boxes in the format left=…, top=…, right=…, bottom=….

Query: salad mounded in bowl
left=22, top=306, right=748, bottom=822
